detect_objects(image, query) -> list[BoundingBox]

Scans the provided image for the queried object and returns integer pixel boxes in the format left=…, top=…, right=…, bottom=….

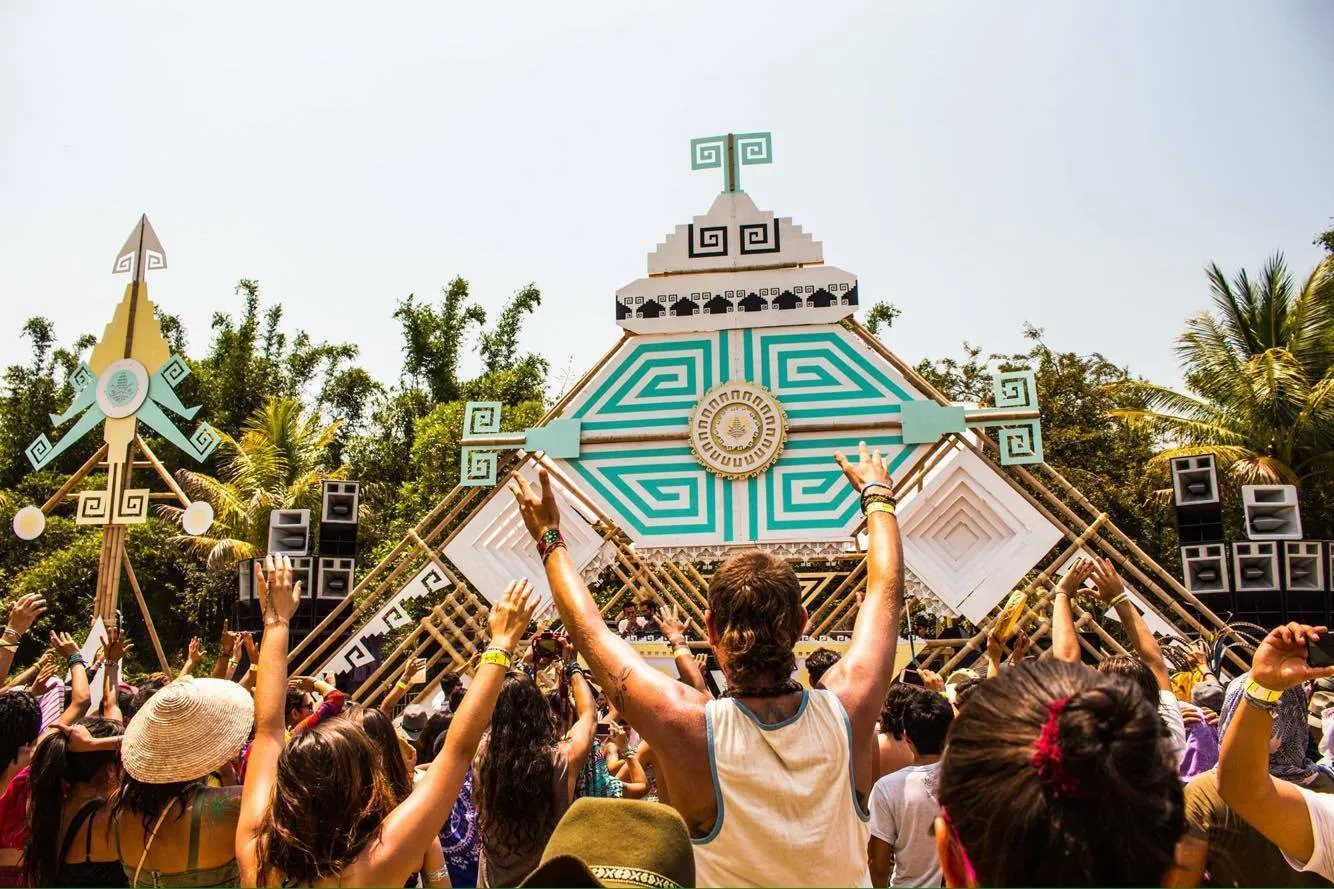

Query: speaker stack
left=1174, top=456, right=1231, bottom=618
left=315, top=481, right=360, bottom=622
left=234, top=554, right=315, bottom=635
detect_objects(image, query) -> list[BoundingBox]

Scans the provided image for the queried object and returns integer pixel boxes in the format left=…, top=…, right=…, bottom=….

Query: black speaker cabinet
left=319, top=481, right=360, bottom=557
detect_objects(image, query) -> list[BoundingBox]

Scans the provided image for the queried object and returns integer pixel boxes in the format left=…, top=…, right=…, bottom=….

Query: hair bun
left=1055, top=679, right=1163, bottom=796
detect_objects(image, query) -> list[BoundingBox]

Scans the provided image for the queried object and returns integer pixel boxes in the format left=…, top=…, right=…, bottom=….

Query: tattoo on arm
left=609, top=666, right=632, bottom=709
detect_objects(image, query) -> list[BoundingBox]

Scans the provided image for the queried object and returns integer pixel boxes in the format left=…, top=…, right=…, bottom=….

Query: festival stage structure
left=11, top=217, right=221, bottom=673
left=286, top=133, right=1248, bottom=704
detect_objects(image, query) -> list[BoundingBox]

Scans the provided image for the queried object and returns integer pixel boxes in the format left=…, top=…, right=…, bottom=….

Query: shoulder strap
left=187, top=789, right=205, bottom=872
left=132, top=802, right=176, bottom=889
left=58, top=799, right=104, bottom=866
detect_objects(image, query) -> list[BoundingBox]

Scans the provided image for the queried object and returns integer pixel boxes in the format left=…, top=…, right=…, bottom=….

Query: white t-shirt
left=1282, top=784, right=1334, bottom=880
left=1159, top=690, right=1187, bottom=767
left=868, top=762, right=943, bottom=888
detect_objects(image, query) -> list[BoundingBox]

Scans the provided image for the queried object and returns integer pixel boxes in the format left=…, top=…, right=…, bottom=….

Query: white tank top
left=692, top=688, right=872, bottom=888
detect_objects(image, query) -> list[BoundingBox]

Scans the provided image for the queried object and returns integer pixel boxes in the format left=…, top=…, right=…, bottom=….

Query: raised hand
left=402, top=657, right=428, bottom=683
left=7, top=593, right=47, bottom=634
left=28, top=652, right=57, bottom=692
left=834, top=441, right=891, bottom=494
left=488, top=579, right=539, bottom=651
left=656, top=602, right=688, bottom=643
left=1010, top=631, right=1033, bottom=663
left=219, top=619, right=237, bottom=653
left=694, top=653, right=709, bottom=674
left=186, top=636, right=205, bottom=664
left=1188, top=641, right=1210, bottom=671
left=290, top=675, right=317, bottom=692
left=50, top=630, right=78, bottom=659
left=508, top=469, right=562, bottom=541
left=1088, top=558, right=1126, bottom=604
left=1251, top=623, right=1334, bottom=692
left=920, top=667, right=945, bottom=692
left=986, top=625, right=1004, bottom=659
left=1056, top=559, right=1095, bottom=596
left=106, top=624, right=129, bottom=662
left=255, top=554, right=302, bottom=626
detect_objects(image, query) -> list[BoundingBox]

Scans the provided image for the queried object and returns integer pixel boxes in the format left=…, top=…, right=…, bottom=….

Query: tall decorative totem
left=12, top=217, right=219, bottom=651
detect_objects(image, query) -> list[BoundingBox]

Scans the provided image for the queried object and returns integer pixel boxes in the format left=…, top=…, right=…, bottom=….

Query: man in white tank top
left=510, top=442, right=904, bottom=887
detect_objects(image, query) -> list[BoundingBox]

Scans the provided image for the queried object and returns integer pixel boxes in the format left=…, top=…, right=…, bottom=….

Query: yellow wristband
left=866, top=501, right=896, bottom=517
left=673, top=647, right=691, bottom=659
left=1245, top=679, right=1283, bottom=704
left=394, top=680, right=409, bottom=691
left=1107, top=592, right=1130, bottom=608
left=480, top=648, right=513, bottom=670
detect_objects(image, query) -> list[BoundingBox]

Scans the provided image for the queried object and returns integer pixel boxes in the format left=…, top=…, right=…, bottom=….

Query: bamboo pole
left=133, top=436, right=191, bottom=506
left=120, top=546, right=171, bottom=674
left=41, top=444, right=110, bottom=513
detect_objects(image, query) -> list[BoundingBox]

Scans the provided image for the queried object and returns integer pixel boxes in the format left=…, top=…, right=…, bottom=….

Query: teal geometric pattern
left=556, top=324, right=934, bottom=547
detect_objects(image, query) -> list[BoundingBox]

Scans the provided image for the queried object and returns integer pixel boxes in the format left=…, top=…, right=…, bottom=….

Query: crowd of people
left=1, top=441, right=1334, bottom=886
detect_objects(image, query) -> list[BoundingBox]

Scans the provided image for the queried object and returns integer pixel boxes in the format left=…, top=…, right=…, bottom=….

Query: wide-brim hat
left=522, top=798, right=694, bottom=888
left=122, top=678, right=254, bottom=784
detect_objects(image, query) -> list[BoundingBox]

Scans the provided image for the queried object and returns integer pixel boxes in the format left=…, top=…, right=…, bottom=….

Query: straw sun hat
left=122, top=677, right=254, bottom=784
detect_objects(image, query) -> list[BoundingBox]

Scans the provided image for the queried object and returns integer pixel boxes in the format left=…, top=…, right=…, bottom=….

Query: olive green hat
left=522, top=797, right=695, bottom=888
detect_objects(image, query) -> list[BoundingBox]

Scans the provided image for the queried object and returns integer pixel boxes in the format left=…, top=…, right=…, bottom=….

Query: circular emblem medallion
left=95, top=358, right=150, bottom=419
left=689, top=382, right=787, bottom=479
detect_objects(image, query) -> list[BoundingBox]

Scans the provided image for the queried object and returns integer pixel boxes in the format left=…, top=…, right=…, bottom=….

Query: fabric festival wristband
left=1244, top=679, right=1283, bottom=704
left=66, top=653, right=87, bottom=669
left=865, top=501, right=896, bottom=518
left=673, top=647, right=692, bottom=659
left=481, top=648, right=513, bottom=670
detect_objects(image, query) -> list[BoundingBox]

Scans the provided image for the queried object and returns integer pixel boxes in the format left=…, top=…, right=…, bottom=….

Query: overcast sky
left=1, top=2, right=1331, bottom=398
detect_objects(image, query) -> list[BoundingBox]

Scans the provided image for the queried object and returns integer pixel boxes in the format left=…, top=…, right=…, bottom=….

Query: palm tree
left=1110, top=253, right=1334, bottom=485
left=160, top=396, right=342, bottom=569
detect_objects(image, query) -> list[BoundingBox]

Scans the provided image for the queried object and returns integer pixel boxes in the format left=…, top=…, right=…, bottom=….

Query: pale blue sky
left=1, top=2, right=1330, bottom=398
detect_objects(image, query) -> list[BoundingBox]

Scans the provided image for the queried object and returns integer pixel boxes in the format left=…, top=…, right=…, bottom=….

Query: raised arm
left=178, top=636, right=205, bottom=680
left=98, top=624, right=126, bottom=724
left=211, top=621, right=236, bottom=679
left=509, top=470, right=709, bottom=746
left=237, top=555, right=303, bottom=885
left=1090, top=559, right=1170, bottom=690
left=822, top=443, right=905, bottom=744
left=362, top=580, right=539, bottom=886
left=1218, top=623, right=1334, bottom=868
left=379, top=657, right=426, bottom=716
left=656, top=604, right=708, bottom=694
left=562, top=662, right=598, bottom=798
left=50, top=631, right=90, bottom=727
left=1050, top=560, right=1093, bottom=664
left=0, top=594, right=46, bottom=683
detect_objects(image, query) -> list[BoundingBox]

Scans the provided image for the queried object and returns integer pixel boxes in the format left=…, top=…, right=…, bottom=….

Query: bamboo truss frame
left=297, top=320, right=1243, bottom=706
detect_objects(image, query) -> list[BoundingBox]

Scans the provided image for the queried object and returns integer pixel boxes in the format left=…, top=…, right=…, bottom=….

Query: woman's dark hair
left=113, top=775, right=199, bottom=833
left=1097, top=654, right=1159, bottom=705
left=448, top=685, right=466, bottom=714
left=938, top=660, right=1184, bottom=886
left=284, top=687, right=309, bottom=722
left=952, top=676, right=984, bottom=711
left=339, top=705, right=413, bottom=803
left=0, top=690, right=40, bottom=769
left=475, top=673, right=561, bottom=856
left=256, top=718, right=396, bottom=884
left=415, top=710, right=452, bottom=765
left=117, top=687, right=136, bottom=719
left=129, top=679, right=165, bottom=716
left=24, top=718, right=122, bottom=887
left=546, top=688, right=572, bottom=734
left=707, top=550, right=803, bottom=688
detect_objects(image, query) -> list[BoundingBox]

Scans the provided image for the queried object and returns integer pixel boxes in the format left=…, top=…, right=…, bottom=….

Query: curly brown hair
left=708, top=550, right=804, bottom=689
left=255, top=719, right=397, bottom=885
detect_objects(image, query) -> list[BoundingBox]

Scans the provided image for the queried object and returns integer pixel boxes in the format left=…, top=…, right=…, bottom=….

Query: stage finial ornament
left=12, top=216, right=221, bottom=653
left=690, top=132, right=773, bottom=194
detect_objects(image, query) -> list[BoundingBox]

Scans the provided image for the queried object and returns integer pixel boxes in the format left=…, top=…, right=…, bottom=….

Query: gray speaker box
left=267, top=509, right=311, bottom=556
left=1181, top=543, right=1229, bottom=594
left=1284, top=541, right=1325, bottom=592
left=1233, top=541, right=1280, bottom=592
left=1171, top=455, right=1220, bottom=507
left=1242, top=485, right=1302, bottom=540
left=317, top=556, right=355, bottom=600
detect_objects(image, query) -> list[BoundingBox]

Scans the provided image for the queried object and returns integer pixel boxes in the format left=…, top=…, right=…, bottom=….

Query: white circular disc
left=181, top=500, right=214, bottom=536
left=95, top=358, right=150, bottom=419
left=13, top=505, right=46, bottom=540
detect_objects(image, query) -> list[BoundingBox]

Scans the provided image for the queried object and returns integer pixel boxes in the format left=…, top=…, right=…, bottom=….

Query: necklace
left=722, top=679, right=803, bottom=699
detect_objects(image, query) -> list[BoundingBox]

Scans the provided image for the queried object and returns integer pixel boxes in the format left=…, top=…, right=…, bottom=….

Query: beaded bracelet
left=66, top=653, right=87, bottom=669
left=537, top=528, right=566, bottom=562
left=860, top=481, right=894, bottom=496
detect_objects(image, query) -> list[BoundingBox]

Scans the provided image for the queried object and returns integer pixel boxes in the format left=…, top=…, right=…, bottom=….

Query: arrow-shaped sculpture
left=12, top=217, right=221, bottom=631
